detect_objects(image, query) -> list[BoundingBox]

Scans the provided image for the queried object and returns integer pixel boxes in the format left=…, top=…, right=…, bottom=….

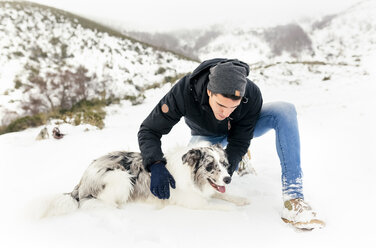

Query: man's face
left=207, top=89, right=241, bottom=121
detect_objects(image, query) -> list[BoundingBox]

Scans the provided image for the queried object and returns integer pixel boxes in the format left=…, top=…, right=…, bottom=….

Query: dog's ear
left=182, top=149, right=202, bottom=167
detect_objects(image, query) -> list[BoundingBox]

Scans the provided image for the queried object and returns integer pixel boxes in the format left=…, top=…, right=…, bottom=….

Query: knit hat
left=207, top=61, right=247, bottom=97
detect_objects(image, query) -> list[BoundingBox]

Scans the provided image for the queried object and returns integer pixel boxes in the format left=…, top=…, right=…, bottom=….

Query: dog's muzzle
left=207, top=179, right=226, bottom=193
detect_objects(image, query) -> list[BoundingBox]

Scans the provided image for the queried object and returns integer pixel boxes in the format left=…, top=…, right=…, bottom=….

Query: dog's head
left=182, top=144, right=231, bottom=194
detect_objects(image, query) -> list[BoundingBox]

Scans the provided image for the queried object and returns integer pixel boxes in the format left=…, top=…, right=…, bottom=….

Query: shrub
left=0, top=99, right=107, bottom=135
left=22, top=65, right=96, bottom=115
left=14, top=79, right=22, bottom=89
left=58, top=99, right=106, bottom=129
left=0, top=114, right=45, bottom=134
left=155, top=67, right=166, bottom=75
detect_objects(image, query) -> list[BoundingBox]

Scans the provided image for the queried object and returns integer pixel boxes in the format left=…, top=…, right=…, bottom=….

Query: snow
left=1, top=0, right=376, bottom=247
left=1, top=69, right=376, bottom=247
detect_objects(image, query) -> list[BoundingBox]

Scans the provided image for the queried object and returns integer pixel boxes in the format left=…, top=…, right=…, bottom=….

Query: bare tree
left=22, top=65, right=96, bottom=115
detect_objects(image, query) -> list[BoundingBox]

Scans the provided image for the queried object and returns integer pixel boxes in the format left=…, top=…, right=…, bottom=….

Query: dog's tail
left=28, top=193, right=79, bottom=219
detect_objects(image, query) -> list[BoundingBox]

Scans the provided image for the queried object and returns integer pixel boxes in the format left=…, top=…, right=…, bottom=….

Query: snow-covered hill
left=185, top=0, right=375, bottom=96
left=197, top=0, right=376, bottom=64
left=310, top=0, right=376, bottom=65
left=0, top=1, right=197, bottom=125
left=124, top=0, right=376, bottom=69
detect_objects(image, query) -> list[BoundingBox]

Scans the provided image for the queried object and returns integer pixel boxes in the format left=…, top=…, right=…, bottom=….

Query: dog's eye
left=220, top=160, right=229, bottom=168
left=206, top=163, right=213, bottom=172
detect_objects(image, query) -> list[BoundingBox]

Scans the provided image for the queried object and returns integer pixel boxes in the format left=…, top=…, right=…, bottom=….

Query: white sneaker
left=281, top=198, right=325, bottom=230
left=237, top=149, right=257, bottom=176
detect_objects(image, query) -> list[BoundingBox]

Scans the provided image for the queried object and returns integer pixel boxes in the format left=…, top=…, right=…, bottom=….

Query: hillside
left=0, top=1, right=198, bottom=126
left=309, top=0, right=376, bottom=65
left=194, top=1, right=375, bottom=64
left=125, top=0, right=375, bottom=67
left=195, top=0, right=375, bottom=91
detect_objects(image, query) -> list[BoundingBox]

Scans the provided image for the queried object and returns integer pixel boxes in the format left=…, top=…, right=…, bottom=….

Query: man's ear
left=182, top=149, right=202, bottom=167
left=207, top=89, right=212, bottom=96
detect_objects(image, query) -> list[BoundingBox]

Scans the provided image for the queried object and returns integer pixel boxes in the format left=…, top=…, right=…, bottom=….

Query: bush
left=22, top=65, right=96, bottom=115
left=14, top=79, right=22, bottom=89
left=0, top=99, right=107, bottom=135
left=155, top=67, right=166, bottom=75
left=0, top=114, right=45, bottom=134
left=58, top=99, right=106, bottom=129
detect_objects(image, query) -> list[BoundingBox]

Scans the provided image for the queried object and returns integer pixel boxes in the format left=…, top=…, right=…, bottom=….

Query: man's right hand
left=149, top=162, right=176, bottom=199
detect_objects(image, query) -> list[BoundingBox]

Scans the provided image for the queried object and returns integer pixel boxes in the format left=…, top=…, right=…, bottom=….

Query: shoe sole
left=281, top=217, right=325, bottom=231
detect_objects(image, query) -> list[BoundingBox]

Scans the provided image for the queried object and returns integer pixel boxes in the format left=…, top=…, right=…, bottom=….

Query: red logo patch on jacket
left=161, top=104, right=169, bottom=113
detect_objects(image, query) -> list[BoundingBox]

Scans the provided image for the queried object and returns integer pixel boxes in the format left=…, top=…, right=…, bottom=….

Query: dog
left=36, top=127, right=49, bottom=140
left=39, top=144, right=250, bottom=218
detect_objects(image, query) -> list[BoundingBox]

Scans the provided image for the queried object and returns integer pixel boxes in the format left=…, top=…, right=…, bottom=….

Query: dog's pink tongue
left=218, top=186, right=226, bottom=193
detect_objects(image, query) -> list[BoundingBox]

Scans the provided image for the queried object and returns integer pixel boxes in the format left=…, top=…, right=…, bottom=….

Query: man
left=138, top=58, right=325, bottom=229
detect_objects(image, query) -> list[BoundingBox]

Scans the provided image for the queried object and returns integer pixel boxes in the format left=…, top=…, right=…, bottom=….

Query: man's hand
left=149, top=162, right=176, bottom=199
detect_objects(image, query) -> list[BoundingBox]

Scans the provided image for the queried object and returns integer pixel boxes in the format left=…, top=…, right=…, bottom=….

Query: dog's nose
left=223, top=176, right=231, bottom=184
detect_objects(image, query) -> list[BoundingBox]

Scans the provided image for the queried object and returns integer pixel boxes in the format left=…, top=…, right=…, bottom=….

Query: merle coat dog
left=40, top=144, right=249, bottom=218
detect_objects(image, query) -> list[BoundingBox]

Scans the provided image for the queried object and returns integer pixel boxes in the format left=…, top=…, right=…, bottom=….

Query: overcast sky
left=28, top=0, right=361, bottom=32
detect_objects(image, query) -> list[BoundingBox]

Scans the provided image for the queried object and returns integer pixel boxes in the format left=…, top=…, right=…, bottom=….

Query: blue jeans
left=189, top=102, right=304, bottom=200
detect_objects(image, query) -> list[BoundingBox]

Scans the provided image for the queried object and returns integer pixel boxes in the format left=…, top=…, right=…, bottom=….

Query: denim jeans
left=189, top=102, right=304, bottom=200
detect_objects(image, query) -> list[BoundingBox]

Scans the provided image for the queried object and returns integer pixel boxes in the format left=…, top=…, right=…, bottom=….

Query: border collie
left=40, top=144, right=249, bottom=218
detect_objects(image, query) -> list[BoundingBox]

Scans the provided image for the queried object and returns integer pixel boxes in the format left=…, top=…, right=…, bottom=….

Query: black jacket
left=138, top=58, right=263, bottom=174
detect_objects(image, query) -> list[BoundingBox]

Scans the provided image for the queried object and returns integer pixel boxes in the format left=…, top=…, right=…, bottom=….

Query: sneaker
left=281, top=198, right=325, bottom=230
left=237, top=149, right=257, bottom=176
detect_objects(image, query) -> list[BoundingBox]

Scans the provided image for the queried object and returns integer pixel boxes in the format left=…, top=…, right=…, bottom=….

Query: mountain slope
left=0, top=1, right=198, bottom=126
left=309, top=0, right=376, bottom=64
left=123, top=0, right=375, bottom=69
left=198, top=0, right=375, bottom=64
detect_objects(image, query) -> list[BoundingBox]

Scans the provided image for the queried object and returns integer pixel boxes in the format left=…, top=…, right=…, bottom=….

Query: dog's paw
left=233, top=197, right=251, bottom=206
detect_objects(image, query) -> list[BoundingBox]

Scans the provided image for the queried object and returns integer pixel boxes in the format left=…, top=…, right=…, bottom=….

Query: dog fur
left=40, top=144, right=249, bottom=218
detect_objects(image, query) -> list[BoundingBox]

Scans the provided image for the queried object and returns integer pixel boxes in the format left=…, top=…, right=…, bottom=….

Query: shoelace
left=292, top=199, right=317, bottom=217
left=295, top=199, right=310, bottom=213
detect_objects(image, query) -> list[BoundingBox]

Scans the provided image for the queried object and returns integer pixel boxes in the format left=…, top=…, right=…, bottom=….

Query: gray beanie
left=207, top=62, right=247, bottom=97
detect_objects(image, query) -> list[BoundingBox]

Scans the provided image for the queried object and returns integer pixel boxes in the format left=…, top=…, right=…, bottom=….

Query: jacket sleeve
left=225, top=84, right=263, bottom=175
left=138, top=77, right=187, bottom=171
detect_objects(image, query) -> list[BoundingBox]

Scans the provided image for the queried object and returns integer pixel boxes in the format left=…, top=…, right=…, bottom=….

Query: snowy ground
left=1, top=68, right=375, bottom=247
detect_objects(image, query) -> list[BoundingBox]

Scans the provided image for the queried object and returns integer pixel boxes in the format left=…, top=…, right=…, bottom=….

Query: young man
left=138, top=58, right=325, bottom=229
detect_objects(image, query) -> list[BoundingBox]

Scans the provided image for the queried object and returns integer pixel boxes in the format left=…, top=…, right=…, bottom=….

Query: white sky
left=26, top=0, right=361, bottom=31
